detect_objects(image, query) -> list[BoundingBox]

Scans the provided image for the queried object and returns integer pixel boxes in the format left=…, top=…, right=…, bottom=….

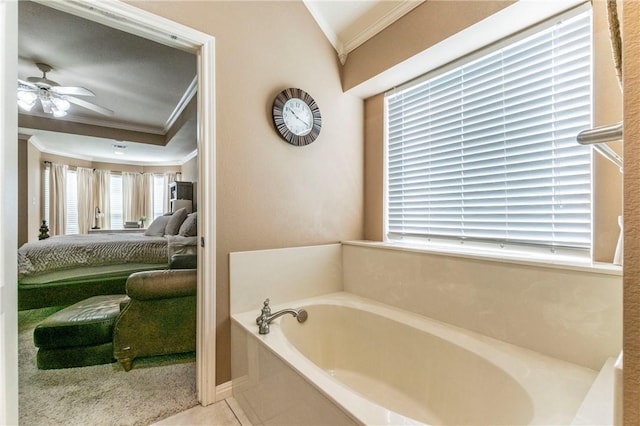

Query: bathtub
left=231, top=292, right=598, bottom=425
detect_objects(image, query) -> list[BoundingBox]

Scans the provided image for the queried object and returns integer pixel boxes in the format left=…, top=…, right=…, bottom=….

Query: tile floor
left=153, top=397, right=252, bottom=425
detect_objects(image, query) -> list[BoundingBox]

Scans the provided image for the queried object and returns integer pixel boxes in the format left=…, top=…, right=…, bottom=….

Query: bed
left=17, top=232, right=197, bottom=310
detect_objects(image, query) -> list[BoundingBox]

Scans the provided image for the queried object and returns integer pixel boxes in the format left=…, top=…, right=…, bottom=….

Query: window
left=43, top=164, right=50, bottom=226
left=41, top=166, right=175, bottom=233
left=152, top=175, right=165, bottom=220
left=385, top=9, right=592, bottom=254
left=65, top=170, right=79, bottom=235
left=110, top=174, right=123, bottom=230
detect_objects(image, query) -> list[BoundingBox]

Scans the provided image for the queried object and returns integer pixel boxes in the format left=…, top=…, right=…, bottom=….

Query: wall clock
left=272, top=88, right=322, bottom=146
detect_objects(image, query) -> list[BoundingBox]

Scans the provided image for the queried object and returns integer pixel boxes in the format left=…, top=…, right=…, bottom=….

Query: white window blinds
left=152, top=175, right=165, bottom=220
left=110, top=174, right=123, bottom=230
left=43, top=164, right=50, bottom=226
left=65, top=170, right=79, bottom=235
left=385, top=9, right=592, bottom=251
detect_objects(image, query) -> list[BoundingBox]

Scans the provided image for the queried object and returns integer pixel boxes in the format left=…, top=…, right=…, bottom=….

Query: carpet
left=18, top=307, right=199, bottom=426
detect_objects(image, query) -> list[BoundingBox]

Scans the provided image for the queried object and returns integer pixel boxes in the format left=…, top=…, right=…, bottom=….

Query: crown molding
left=165, top=76, right=197, bottom=133
left=303, top=0, right=347, bottom=64
left=342, top=1, right=424, bottom=56
left=304, top=0, right=423, bottom=65
left=26, top=134, right=46, bottom=152
left=345, top=0, right=586, bottom=99
left=180, top=148, right=198, bottom=165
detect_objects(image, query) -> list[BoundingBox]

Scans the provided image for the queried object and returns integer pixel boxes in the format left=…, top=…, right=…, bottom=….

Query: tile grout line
left=224, top=398, right=243, bottom=426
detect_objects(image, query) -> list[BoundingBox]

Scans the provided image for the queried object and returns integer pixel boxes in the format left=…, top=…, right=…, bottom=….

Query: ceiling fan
left=17, top=62, right=114, bottom=118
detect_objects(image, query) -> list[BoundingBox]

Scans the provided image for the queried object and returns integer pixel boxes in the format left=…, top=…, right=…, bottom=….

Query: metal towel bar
left=576, top=122, right=623, bottom=171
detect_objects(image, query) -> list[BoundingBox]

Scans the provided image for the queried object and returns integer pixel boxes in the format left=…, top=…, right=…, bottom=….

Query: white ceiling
left=28, top=125, right=197, bottom=166
left=18, top=0, right=197, bottom=165
left=303, top=0, right=424, bottom=64
left=18, top=1, right=421, bottom=165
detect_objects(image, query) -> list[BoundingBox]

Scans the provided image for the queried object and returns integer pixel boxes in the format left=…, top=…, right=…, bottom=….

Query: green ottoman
left=34, top=294, right=129, bottom=369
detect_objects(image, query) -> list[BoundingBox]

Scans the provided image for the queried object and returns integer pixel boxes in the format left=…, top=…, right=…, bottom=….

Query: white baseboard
left=215, top=380, right=233, bottom=400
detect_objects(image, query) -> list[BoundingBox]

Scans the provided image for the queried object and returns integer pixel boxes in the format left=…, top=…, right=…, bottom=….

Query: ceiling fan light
left=17, top=99, right=35, bottom=112
left=40, top=98, right=53, bottom=114
left=52, top=97, right=70, bottom=112
left=17, top=90, right=37, bottom=111
left=52, top=107, right=67, bottom=118
left=17, top=90, right=37, bottom=103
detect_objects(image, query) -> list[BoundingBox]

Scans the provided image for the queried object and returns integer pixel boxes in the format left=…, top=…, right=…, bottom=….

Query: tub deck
left=232, top=292, right=602, bottom=426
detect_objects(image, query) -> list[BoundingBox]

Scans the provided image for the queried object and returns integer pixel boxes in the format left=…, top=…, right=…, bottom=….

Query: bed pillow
left=165, top=208, right=188, bottom=235
left=178, top=212, right=197, bottom=237
left=144, top=215, right=171, bottom=236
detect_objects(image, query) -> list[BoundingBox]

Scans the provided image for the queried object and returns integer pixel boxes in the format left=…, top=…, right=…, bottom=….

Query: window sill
left=342, top=240, right=622, bottom=277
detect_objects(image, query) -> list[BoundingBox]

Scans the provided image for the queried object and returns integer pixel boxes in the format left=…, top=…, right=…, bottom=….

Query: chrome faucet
left=256, top=298, right=308, bottom=334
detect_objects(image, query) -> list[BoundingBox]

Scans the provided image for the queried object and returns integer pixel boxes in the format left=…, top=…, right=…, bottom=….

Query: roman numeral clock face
left=272, top=88, right=322, bottom=146
left=283, top=99, right=313, bottom=136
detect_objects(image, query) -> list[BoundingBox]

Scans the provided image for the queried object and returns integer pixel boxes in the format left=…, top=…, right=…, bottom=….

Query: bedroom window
left=42, top=164, right=176, bottom=234
left=152, top=175, right=165, bottom=219
left=384, top=7, right=592, bottom=255
left=110, top=174, right=124, bottom=229
left=65, top=170, right=79, bottom=235
left=43, top=164, right=50, bottom=226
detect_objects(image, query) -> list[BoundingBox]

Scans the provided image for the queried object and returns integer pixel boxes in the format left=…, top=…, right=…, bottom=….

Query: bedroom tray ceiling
left=18, top=0, right=421, bottom=165
left=17, top=0, right=198, bottom=165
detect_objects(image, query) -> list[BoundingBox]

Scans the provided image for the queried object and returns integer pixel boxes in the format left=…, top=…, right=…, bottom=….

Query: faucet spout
left=256, top=299, right=308, bottom=334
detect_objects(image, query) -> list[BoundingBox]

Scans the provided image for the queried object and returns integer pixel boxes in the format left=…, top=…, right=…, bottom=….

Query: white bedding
left=17, top=233, right=194, bottom=278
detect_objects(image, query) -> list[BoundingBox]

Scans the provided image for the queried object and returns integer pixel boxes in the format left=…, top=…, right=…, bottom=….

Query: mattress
left=18, top=233, right=170, bottom=279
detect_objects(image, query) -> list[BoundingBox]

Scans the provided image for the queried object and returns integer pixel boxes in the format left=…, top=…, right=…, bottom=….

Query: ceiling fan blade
left=18, top=79, right=38, bottom=90
left=51, top=86, right=95, bottom=96
left=66, top=95, right=114, bottom=116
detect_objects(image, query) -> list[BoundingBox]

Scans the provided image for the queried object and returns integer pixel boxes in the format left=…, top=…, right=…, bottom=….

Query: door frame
left=1, top=2, right=217, bottom=421
left=1, top=0, right=19, bottom=423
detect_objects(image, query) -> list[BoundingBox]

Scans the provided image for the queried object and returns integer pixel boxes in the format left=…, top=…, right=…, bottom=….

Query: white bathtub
left=231, top=292, right=598, bottom=425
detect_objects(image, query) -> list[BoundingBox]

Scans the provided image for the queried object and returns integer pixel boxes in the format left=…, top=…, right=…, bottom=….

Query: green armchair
left=113, top=266, right=196, bottom=371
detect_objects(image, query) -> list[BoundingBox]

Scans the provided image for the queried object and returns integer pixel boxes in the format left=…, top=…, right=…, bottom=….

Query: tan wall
left=181, top=156, right=197, bottom=183
left=18, top=137, right=43, bottom=244
left=592, top=0, right=624, bottom=262
left=623, top=2, right=640, bottom=424
left=17, top=136, right=28, bottom=246
left=181, top=155, right=198, bottom=211
left=27, top=140, right=41, bottom=242
left=363, top=94, right=384, bottom=241
left=362, top=1, right=623, bottom=262
left=128, top=1, right=364, bottom=384
left=342, top=1, right=514, bottom=92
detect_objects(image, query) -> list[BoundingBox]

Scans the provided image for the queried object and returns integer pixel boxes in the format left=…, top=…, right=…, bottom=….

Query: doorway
left=1, top=1, right=217, bottom=422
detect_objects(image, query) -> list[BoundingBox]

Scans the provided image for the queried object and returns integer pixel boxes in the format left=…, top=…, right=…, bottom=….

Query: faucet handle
left=256, top=298, right=272, bottom=324
left=262, top=299, right=271, bottom=315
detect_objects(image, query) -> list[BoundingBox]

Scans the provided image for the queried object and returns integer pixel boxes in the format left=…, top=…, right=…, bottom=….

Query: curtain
left=123, top=172, right=146, bottom=223
left=49, top=163, right=66, bottom=236
left=143, top=173, right=154, bottom=224
left=93, top=169, right=111, bottom=230
left=163, top=173, right=177, bottom=213
left=76, top=167, right=94, bottom=234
